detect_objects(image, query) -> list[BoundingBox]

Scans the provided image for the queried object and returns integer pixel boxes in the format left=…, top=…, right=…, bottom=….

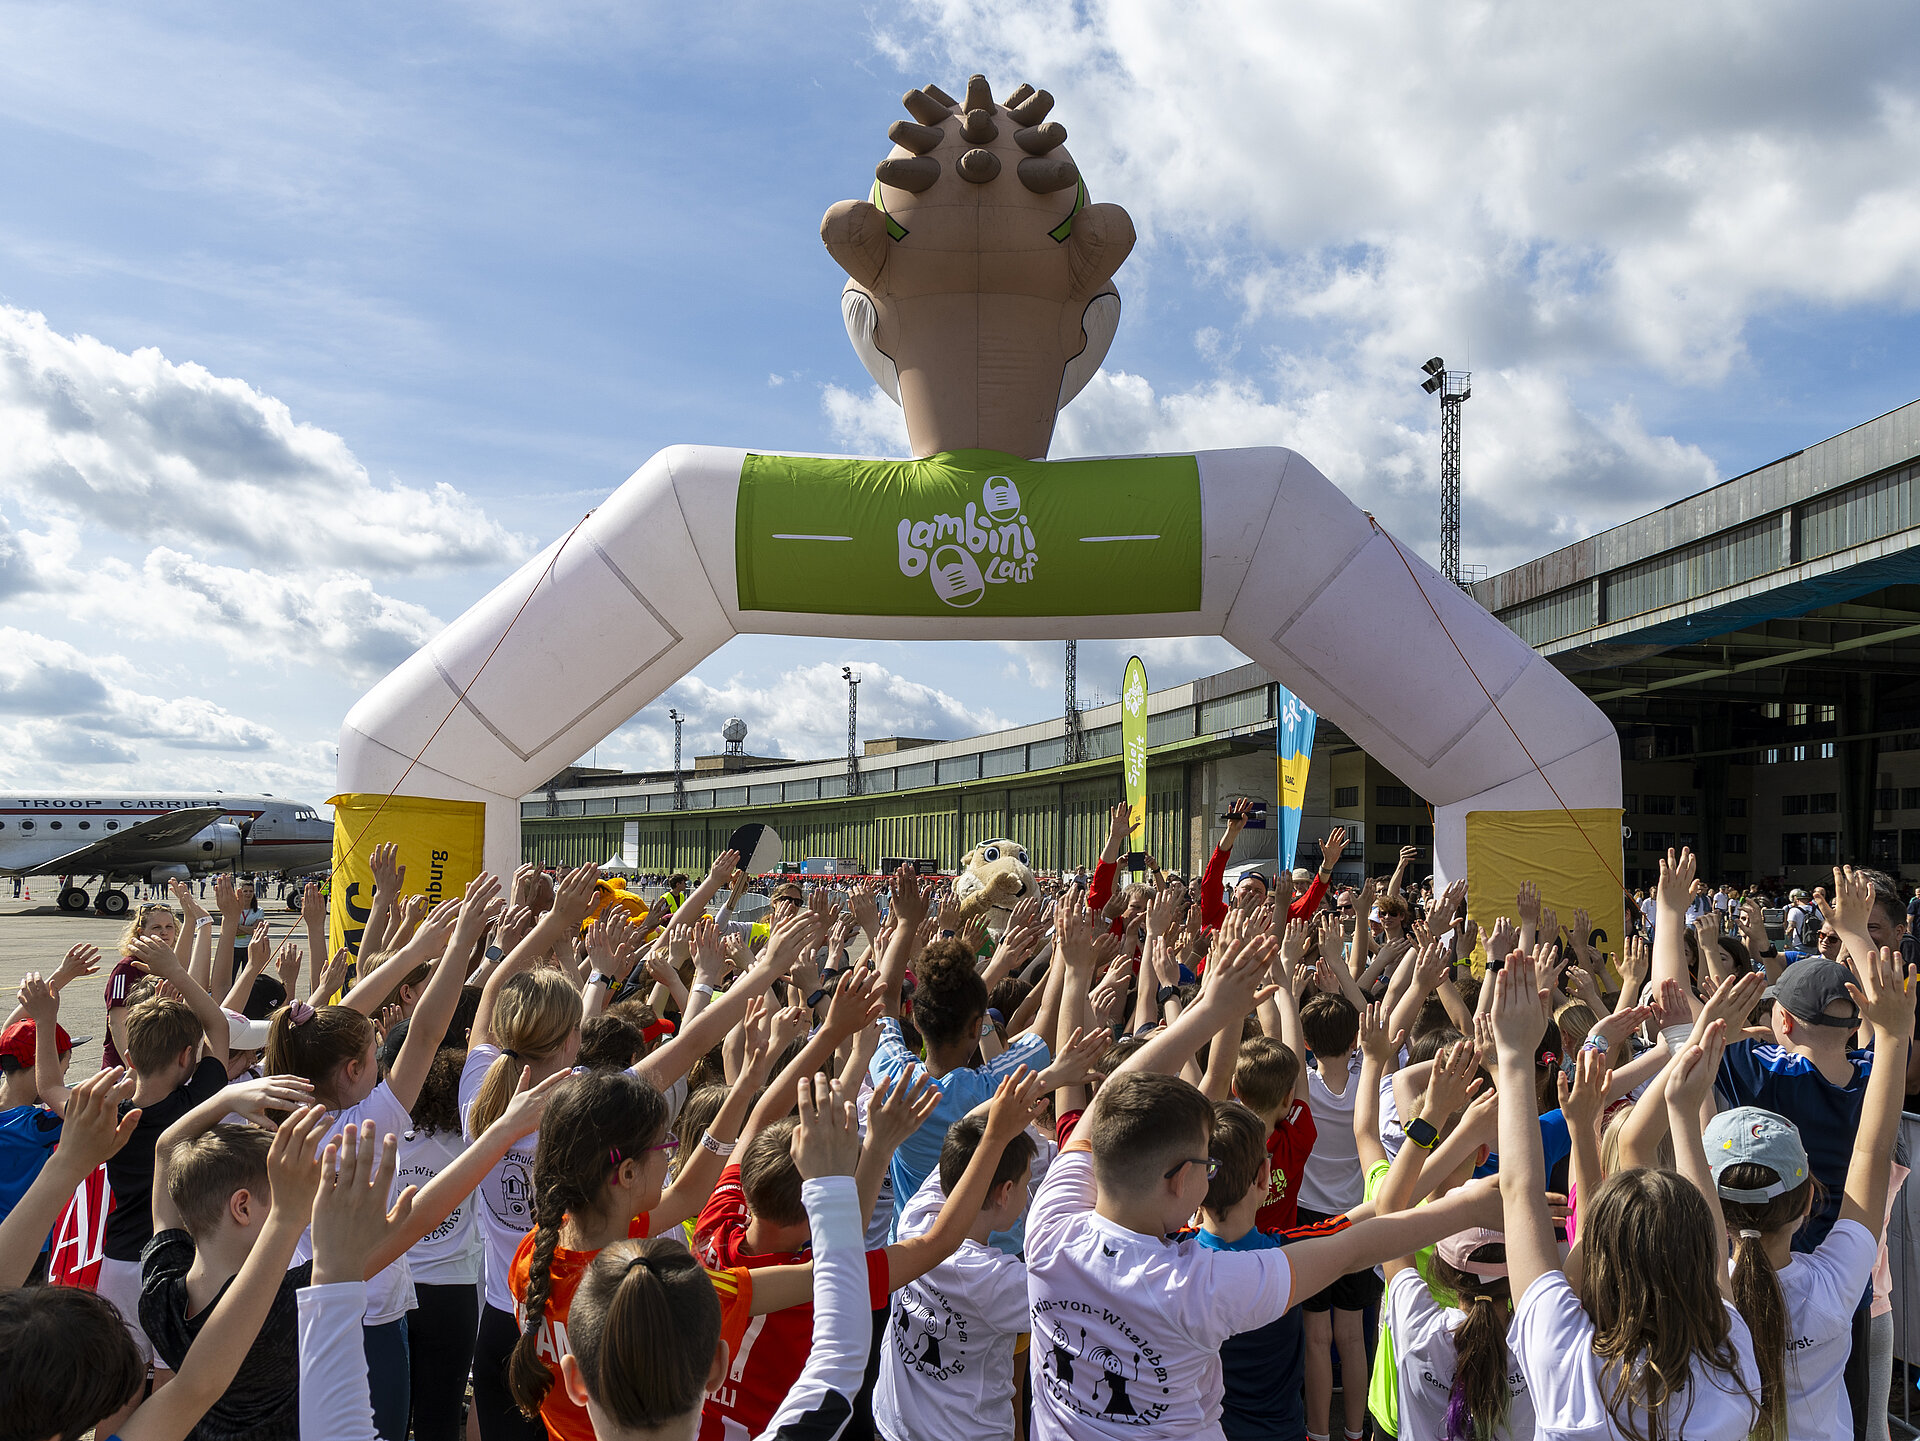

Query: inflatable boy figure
left=822, top=74, right=1135, bottom=461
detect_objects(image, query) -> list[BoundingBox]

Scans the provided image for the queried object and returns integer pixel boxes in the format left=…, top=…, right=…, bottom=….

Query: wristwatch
left=1405, top=1115, right=1441, bottom=1150
left=484, top=944, right=503, bottom=962
left=1156, top=984, right=1180, bottom=1006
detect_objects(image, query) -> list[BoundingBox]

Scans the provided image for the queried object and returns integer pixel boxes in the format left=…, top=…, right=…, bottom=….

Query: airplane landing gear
left=94, top=890, right=129, bottom=918
left=58, top=886, right=90, bottom=913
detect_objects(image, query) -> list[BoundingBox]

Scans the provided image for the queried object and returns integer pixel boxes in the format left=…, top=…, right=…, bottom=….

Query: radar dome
left=722, top=718, right=748, bottom=744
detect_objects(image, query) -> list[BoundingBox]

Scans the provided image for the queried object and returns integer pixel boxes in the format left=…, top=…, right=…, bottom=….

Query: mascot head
left=821, top=74, right=1136, bottom=461
left=952, top=837, right=1038, bottom=934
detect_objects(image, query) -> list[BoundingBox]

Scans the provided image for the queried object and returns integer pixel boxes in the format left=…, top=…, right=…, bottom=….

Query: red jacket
left=1197, top=845, right=1327, bottom=932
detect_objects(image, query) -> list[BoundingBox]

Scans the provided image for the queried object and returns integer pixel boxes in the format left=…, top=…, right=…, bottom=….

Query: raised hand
left=1419, top=1037, right=1483, bottom=1121
left=1319, top=826, right=1348, bottom=868
left=1485, top=916, right=1518, bottom=966
left=53, top=944, right=101, bottom=987
left=53, top=1067, right=141, bottom=1168
left=220, top=1075, right=319, bottom=1126
left=550, top=862, right=602, bottom=932
left=1656, top=847, right=1697, bottom=912
left=274, top=941, right=304, bottom=991
left=1663, top=1021, right=1727, bottom=1114
left=369, top=842, right=405, bottom=899
left=497, top=1067, right=574, bottom=1140
left=890, top=864, right=929, bottom=931
left=863, top=1067, right=940, bottom=1156
left=1489, top=948, right=1552, bottom=1065
left=301, top=881, right=325, bottom=929
left=1588, top=1003, right=1652, bottom=1052
left=707, top=849, right=741, bottom=887
left=1558, top=1046, right=1611, bottom=1137
left=17, top=973, right=56, bottom=1025
left=307, top=1116, right=396, bottom=1284
left=1038, top=1028, right=1109, bottom=1091
left=1516, top=880, right=1541, bottom=926
left=248, top=921, right=273, bottom=973
left=791, top=1073, right=861, bottom=1180
left=1849, top=945, right=1919, bottom=1039
left=214, top=873, right=242, bottom=918
left=1358, top=1000, right=1404, bottom=1069
left=984, top=1067, right=1050, bottom=1142
left=1829, top=866, right=1878, bottom=945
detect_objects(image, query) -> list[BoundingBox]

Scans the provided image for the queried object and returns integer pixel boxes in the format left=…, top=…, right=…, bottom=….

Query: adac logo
left=896, top=475, right=1038, bottom=608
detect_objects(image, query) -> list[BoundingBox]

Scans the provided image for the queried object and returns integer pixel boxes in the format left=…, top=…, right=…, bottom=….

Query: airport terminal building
left=523, top=396, right=1920, bottom=892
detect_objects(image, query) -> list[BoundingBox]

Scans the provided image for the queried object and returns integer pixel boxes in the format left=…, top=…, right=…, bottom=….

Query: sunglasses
left=1164, top=1156, right=1221, bottom=1181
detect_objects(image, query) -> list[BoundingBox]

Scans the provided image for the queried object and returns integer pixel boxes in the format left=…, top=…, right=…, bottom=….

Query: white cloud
left=0, top=627, right=280, bottom=755
left=821, top=383, right=911, bottom=456
left=0, top=305, right=524, bottom=573
left=855, top=3, right=1920, bottom=566
left=599, top=661, right=1012, bottom=771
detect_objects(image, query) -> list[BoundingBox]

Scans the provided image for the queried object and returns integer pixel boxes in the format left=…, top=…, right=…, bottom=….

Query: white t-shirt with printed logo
left=292, top=1079, right=416, bottom=1324
left=874, top=1171, right=1030, bottom=1441
left=1755, top=1217, right=1876, bottom=1441
left=1508, top=1270, right=1760, bottom=1441
left=1387, top=1268, right=1534, bottom=1441
left=460, top=1045, right=539, bottom=1314
left=394, top=1126, right=480, bottom=1286
left=1024, top=1150, right=1293, bottom=1441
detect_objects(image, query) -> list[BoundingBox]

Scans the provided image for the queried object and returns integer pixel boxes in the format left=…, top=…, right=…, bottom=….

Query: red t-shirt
left=100, top=957, right=145, bottom=1068
left=692, top=1162, right=891, bottom=1441
left=1254, top=1098, right=1318, bottom=1234
left=508, top=1213, right=755, bottom=1441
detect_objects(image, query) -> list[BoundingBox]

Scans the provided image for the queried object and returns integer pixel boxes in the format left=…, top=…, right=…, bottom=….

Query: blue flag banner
left=1276, top=685, right=1317, bottom=873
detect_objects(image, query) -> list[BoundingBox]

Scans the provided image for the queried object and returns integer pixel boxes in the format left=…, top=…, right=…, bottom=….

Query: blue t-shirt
left=0, top=1103, right=65, bottom=1252
left=1476, top=1108, right=1572, bottom=1181
left=1195, top=1226, right=1306, bottom=1441
left=870, top=1016, right=1048, bottom=1247
left=1717, top=1037, right=1877, bottom=1253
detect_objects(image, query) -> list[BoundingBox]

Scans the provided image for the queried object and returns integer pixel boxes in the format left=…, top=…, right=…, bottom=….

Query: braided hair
left=507, top=1069, right=669, bottom=1419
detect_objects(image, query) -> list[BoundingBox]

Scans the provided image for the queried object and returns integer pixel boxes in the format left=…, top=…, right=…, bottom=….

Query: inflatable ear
left=819, top=75, right=1136, bottom=459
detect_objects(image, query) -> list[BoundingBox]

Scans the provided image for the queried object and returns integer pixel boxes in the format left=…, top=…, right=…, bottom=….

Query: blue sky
left=3, top=0, right=1919, bottom=800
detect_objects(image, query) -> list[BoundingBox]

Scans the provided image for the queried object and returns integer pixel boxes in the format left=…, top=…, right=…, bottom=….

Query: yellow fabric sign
left=1464, top=808, right=1625, bottom=978
left=325, top=793, right=487, bottom=959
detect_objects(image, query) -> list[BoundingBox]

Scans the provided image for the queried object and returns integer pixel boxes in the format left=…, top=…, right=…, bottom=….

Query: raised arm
left=151, top=1075, right=318, bottom=1234
left=1488, top=949, right=1562, bottom=1303
left=356, top=843, right=404, bottom=960
left=1839, top=945, right=1918, bottom=1236
left=0, top=1068, right=139, bottom=1287
left=20, top=975, right=74, bottom=1117
left=389, top=876, right=500, bottom=1112
left=669, top=849, right=740, bottom=928
left=1650, top=849, right=1699, bottom=1017
left=301, top=882, right=328, bottom=990
left=1662, top=1022, right=1733, bottom=1301
left=129, top=933, right=230, bottom=1056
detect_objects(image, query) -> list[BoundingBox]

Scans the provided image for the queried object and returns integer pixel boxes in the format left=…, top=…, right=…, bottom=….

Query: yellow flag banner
left=325, top=793, right=487, bottom=959
left=1121, top=656, right=1148, bottom=874
left=1463, top=807, right=1625, bottom=979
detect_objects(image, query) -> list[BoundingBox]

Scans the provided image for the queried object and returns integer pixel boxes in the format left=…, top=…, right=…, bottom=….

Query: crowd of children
left=0, top=801, right=1915, bottom=1441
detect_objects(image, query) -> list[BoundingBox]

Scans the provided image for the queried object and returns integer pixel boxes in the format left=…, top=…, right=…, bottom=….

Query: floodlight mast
left=1064, top=640, right=1083, bottom=763
left=1420, top=356, right=1472, bottom=585
left=843, top=666, right=861, bottom=797
left=668, top=708, right=686, bottom=810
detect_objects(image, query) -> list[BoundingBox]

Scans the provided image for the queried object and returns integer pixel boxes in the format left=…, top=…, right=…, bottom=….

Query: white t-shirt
left=874, top=1171, right=1030, bottom=1441
left=1025, top=1150, right=1292, bottom=1441
left=457, top=1044, right=688, bottom=1314
left=1297, top=1051, right=1364, bottom=1214
left=1755, top=1217, right=1877, bottom=1441
left=394, top=1127, right=480, bottom=1286
left=293, top=1080, right=416, bottom=1324
left=459, top=1045, right=539, bottom=1314
left=1508, top=1270, right=1760, bottom=1441
left=1387, top=1268, right=1534, bottom=1441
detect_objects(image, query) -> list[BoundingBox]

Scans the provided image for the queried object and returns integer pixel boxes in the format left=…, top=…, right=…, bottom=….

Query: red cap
left=640, top=1017, right=676, bottom=1045
left=0, top=1019, right=80, bottom=1067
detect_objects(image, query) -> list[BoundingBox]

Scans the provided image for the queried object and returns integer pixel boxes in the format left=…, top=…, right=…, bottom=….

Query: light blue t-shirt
left=870, top=1016, right=1047, bottom=1249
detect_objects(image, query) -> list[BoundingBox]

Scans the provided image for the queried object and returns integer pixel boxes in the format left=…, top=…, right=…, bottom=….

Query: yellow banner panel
left=325, top=793, right=486, bottom=960
left=1464, top=808, right=1625, bottom=979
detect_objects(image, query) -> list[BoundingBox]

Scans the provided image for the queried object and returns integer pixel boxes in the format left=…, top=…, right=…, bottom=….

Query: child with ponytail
left=1697, top=942, right=1913, bottom=1441
left=1377, top=1037, right=1534, bottom=1441
left=1491, top=946, right=1761, bottom=1441
left=265, top=871, right=494, bottom=1440
left=467, top=863, right=829, bottom=1441
left=505, top=1009, right=817, bottom=1441
left=557, top=1074, right=876, bottom=1441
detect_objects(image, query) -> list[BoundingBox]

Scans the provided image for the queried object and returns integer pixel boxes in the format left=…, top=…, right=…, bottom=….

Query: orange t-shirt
left=509, top=1214, right=754, bottom=1441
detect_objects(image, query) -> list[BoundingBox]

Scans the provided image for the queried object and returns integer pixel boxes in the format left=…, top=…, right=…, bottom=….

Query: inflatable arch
left=336, top=441, right=1619, bottom=882
left=336, top=76, right=1620, bottom=884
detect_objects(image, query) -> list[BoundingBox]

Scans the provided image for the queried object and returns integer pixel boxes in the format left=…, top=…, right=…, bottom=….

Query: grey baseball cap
left=1761, top=957, right=1859, bottom=1027
left=1704, top=1107, right=1810, bottom=1202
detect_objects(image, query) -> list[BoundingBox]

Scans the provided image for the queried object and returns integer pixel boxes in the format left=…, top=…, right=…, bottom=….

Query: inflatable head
left=952, top=837, right=1038, bottom=934
left=822, top=74, right=1136, bottom=461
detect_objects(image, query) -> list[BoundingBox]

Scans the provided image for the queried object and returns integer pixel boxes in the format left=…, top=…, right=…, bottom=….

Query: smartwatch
left=1156, top=984, right=1180, bottom=1006
left=484, top=944, right=503, bottom=962
left=1404, top=1115, right=1441, bottom=1150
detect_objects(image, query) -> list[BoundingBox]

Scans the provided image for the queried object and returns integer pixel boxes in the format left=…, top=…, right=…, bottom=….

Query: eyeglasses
left=647, top=1133, right=680, bottom=1157
left=137, top=903, right=173, bottom=916
left=1164, top=1156, right=1220, bottom=1181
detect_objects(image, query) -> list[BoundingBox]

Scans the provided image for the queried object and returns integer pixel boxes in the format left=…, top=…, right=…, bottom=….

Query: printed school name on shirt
left=892, top=1281, right=971, bottom=1382
left=1032, top=1299, right=1174, bottom=1427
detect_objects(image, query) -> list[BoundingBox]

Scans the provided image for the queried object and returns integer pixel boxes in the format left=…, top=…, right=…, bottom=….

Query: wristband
left=1660, top=1023, right=1693, bottom=1053
left=691, top=982, right=716, bottom=997
left=699, top=1131, right=736, bottom=1158
left=195, top=916, right=215, bottom=929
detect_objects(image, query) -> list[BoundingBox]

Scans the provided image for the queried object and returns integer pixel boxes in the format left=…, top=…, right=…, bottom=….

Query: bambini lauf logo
left=896, top=475, right=1037, bottom=608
